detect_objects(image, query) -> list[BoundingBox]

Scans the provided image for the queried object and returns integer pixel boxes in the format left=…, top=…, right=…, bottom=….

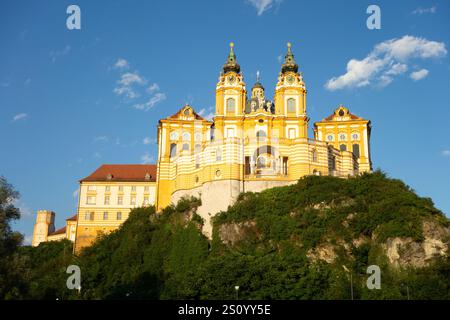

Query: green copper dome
left=281, top=42, right=298, bottom=74
left=223, top=43, right=241, bottom=74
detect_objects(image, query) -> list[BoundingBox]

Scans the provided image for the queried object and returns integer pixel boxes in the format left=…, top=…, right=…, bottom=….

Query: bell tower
left=32, top=210, right=55, bottom=247
left=274, top=43, right=309, bottom=138
left=215, top=43, right=246, bottom=117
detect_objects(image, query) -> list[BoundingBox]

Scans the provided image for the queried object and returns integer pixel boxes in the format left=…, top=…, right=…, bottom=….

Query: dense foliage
left=1, top=172, right=449, bottom=300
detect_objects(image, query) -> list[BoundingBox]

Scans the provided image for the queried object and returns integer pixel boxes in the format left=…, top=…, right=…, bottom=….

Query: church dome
left=223, top=43, right=240, bottom=74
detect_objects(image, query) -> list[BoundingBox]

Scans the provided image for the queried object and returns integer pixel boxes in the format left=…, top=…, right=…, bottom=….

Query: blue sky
left=1, top=0, right=449, bottom=244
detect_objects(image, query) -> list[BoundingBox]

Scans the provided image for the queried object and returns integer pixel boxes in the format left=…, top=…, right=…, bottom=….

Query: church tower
left=274, top=43, right=309, bottom=139
left=215, top=43, right=246, bottom=117
left=214, top=43, right=247, bottom=140
left=32, top=210, right=55, bottom=247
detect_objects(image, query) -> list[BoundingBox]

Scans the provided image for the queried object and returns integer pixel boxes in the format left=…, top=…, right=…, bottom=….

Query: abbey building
left=32, top=43, right=372, bottom=251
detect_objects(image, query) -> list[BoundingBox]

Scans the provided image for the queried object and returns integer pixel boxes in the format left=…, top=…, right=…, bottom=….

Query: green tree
left=0, top=176, right=26, bottom=299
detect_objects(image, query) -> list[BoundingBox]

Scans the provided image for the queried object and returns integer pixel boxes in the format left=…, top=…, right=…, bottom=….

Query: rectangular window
left=130, top=196, right=136, bottom=205
left=105, top=186, right=110, bottom=192
left=144, top=186, right=149, bottom=193
left=216, top=148, right=222, bottom=161
left=352, top=144, right=360, bottom=158
left=283, top=157, right=288, bottom=175
left=118, top=186, right=124, bottom=192
left=143, top=197, right=149, bottom=206
left=227, top=128, right=235, bottom=138
left=103, top=212, right=108, bottom=220
left=131, top=186, right=137, bottom=192
left=117, top=196, right=123, bottom=205
left=287, top=98, right=296, bottom=113
left=85, top=212, right=94, bottom=221
left=117, top=212, right=122, bottom=220
left=86, top=196, right=96, bottom=205
left=288, top=128, right=296, bottom=139
left=104, top=196, right=110, bottom=205
left=226, top=98, right=236, bottom=113
left=87, top=185, right=96, bottom=191
left=245, top=156, right=251, bottom=175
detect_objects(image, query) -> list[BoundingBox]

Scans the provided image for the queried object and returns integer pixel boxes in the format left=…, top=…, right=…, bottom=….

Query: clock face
left=228, top=75, right=236, bottom=84
left=286, top=75, right=294, bottom=84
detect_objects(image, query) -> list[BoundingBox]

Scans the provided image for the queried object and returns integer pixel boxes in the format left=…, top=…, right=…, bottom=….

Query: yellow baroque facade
left=32, top=43, right=372, bottom=251
left=155, top=43, right=372, bottom=237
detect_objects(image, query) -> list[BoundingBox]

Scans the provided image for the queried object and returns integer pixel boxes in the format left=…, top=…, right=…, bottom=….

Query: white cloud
left=147, top=83, right=160, bottom=93
left=412, top=6, right=437, bottom=15
left=93, top=136, right=108, bottom=143
left=133, top=92, right=166, bottom=111
left=246, top=0, right=281, bottom=15
left=112, top=60, right=165, bottom=110
left=118, top=72, right=146, bottom=86
left=441, top=150, right=450, bottom=156
left=374, top=36, right=446, bottom=61
left=114, top=58, right=129, bottom=70
left=50, top=45, right=71, bottom=63
left=325, top=35, right=447, bottom=90
left=12, top=113, right=28, bottom=122
left=410, top=69, right=429, bottom=81
left=114, top=72, right=148, bottom=99
left=141, top=152, right=154, bottom=164
left=143, top=137, right=156, bottom=145
left=385, top=63, right=408, bottom=76
left=198, top=107, right=215, bottom=121
left=113, top=86, right=139, bottom=99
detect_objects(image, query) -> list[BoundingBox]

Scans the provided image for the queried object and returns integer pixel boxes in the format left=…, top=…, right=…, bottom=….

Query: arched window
left=352, top=144, right=360, bottom=158
left=340, top=144, right=347, bottom=151
left=182, top=143, right=189, bottom=151
left=352, top=133, right=359, bottom=141
left=339, top=133, right=347, bottom=141
left=170, top=131, right=178, bottom=141
left=312, top=149, right=318, bottom=162
left=256, top=130, right=266, bottom=141
left=194, top=132, right=202, bottom=141
left=226, top=98, right=235, bottom=113
left=170, top=143, right=177, bottom=158
left=287, top=98, right=296, bottom=113
left=182, top=132, right=190, bottom=141
left=331, top=156, right=336, bottom=171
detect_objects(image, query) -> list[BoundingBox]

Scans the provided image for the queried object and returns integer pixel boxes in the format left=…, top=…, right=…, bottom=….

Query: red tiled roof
left=48, top=226, right=66, bottom=236
left=66, top=214, right=77, bottom=221
left=80, top=164, right=157, bottom=182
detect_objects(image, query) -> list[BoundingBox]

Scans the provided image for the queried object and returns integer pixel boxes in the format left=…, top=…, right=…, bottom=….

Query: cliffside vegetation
left=1, top=172, right=449, bottom=300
